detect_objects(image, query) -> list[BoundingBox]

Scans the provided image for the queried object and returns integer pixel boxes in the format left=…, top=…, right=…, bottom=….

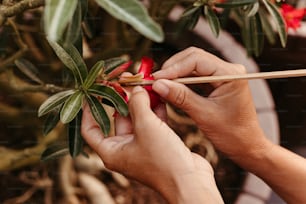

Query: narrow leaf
left=48, top=39, right=87, bottom=84
left=104, top=57, right=128, bottom=74
left=86, top=94, right=110, bottom=136
left=249, top=15, right=263, bottom=56
left=246, top=2, right=259, bottom=17
left=253, top=14, right=264, bottom=56
left=60, top=91, right=84, bottom=124
left=83, top=60, right=104, bottom=89
left=15, top=58, right=44, bottom=84
left=44, top=0, right=78, bottom=42
left=63, top=1, right=82, bottom=47
left=38, top=89, right=75, bottom=117
left=68, top=111, right=83, bottom=157
left=63, top=44, right=88, bottom=81
left=43, top=110, right=60, bottom=136
left=181, top=6, right=201, bottom=18
left=80, top=0, right=88, bottom=20
left=262, top=0, right=287, bottom=47
left=258, top=9, right=276, bottom=45
left=178, top=8, right=201, bottom=31
left=215, top=0, right=257, bottom=8
left=204, top=6, right=221, bottom=37
left=94, top=0, right=164, bottom=42
left=241, top=17, right=252, bottom=56
left=41, top=143, right=69, bottom=161
left=89, top=84, right=128, bottom=116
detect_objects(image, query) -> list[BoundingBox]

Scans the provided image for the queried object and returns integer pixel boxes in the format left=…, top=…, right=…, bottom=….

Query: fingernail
left=153, top=80, right=169, bottom=97
left=152, top=70, right=162, bottom=78
left=132, top=86, right=144, bottom=93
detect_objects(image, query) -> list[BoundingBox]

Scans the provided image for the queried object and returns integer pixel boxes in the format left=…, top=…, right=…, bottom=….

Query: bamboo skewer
left=119, top=69, right=306, bottom=86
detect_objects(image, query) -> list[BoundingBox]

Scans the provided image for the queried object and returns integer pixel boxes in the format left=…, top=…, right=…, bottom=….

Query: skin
left=82, top=47, right=306, bottom=204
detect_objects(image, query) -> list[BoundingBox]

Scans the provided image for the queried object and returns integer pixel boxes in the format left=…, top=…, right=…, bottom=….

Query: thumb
left=153, top=79, right=213, bottom=117
left=128, top=86, right=155, bottom=126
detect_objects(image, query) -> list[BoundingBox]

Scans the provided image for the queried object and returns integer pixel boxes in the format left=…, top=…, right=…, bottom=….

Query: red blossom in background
left=280, top=3, right=306, bottom=30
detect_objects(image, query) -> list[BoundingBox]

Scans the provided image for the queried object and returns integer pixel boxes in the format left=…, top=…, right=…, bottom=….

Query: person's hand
left=81, top=86, right=223, bottom=204
left=152, top=47, right=271, bottom=162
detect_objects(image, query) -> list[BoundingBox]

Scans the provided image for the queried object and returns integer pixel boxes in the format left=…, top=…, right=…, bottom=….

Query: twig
left=0, top=19, right=28, bottom=73
left=0, top=0, right=44, bottom=26
left=0, top=124, right=64, bottom=171
left=120, top=69, right=306, bottom=86
left=10, top=83, right=67, bottom=93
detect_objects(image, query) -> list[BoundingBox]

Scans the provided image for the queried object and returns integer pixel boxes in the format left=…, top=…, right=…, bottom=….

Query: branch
left=0, top=0, right=45, bottom=26
left=0, top=19, right=28, bottom=73
left=8, top=82, right=67, bottom=93
left=0, top=124, right=64, bottom=171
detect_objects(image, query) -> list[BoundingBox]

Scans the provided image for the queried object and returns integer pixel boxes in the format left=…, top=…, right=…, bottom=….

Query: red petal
left=107, top=61, right=133, bottom=80
left=137, top=56, right=154, bottom=78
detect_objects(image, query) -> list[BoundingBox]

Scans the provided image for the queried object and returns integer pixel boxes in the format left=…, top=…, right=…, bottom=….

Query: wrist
left=230, top=127, right=274, bottom=172
left=157, top=158, right=224, bottom=204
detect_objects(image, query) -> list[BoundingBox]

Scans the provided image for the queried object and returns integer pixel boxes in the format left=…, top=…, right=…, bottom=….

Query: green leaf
left=246, top=2, right=259, bottom=17
left=253, top=14, right=264, bottom=57
left=63, top=44, right=88, bottom=81
left=262, top=0, right=287, bottom=47
left=204, top=6, right=221, bottom=37
left=44, top=0, right=78, bottom=42
left=60, top=90, right=84, bottom=124
left=94, top=0, right=164, bottom=42
left=241, top=17, right=252, bottom=56
left=83, top=60, right=104, bottom=89
left=80, top=0, right=88, bottom=20
left=181, top=6, right=201, bottom=18
left=68, top=111, right=83, bottom=157
left=89, top=84, right=128, bottom=116
left=14, top=58, right=44, bottom=84
left=215, top=0, right=257, bottom=8
left=104, top=57, right=128, bottom=75
left=38, top=89, right=75, bottom=117
left=41, top=143, right=69, bottom=161
left=258, top=9, right=276, bottom=45
left=43, top=110, right=60, bottom=136
left=47, top=39, right=87, bottom=84
left=178, top=8, right=201, bottom=31
left=63, top=1, right=82, bottom=47
left=86, top=94, right=110, bottom=136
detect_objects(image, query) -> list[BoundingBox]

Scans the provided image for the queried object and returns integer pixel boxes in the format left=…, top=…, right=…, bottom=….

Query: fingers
left=128, top=86, right=153, bottom=123
left=154, top=47, right=245, bottom=80
left=153, top=79, right=215, bottom=118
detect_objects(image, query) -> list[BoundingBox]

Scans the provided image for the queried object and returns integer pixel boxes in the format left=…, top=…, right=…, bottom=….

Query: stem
left=0, top=0, right=44, bottom=26
left=0, top=124, right=64, bottom=171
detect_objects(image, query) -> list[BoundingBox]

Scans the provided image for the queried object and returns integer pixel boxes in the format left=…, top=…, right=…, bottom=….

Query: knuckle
left=174, top=88, right=188, bottom=107
left=187, top=46, right=202, bottom=54
left=233, top=64, right=247, bottom=74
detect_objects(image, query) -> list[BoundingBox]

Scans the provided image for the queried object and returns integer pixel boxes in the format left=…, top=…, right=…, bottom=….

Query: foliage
left=0, top=0, right=303, bottom=163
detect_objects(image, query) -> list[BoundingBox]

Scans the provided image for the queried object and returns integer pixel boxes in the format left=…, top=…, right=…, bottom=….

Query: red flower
left=102, top=56, right=161, bottom=114
left=280, top=3, right=306, bottom=30
left=137, top=56, right=161, bottom=109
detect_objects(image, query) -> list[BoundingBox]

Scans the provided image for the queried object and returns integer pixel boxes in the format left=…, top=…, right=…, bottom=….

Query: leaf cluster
left=180, top=0, right=287, bottom=56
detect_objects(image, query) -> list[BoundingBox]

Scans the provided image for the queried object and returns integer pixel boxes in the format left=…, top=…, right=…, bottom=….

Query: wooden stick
left=120, top=69, right=306, bottom=86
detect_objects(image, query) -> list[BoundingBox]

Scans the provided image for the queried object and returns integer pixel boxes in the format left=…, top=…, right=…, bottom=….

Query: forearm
left=233, top=131, right=306, bottom=204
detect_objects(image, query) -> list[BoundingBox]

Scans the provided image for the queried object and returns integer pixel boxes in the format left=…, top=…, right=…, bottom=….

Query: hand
left=81, top=86, right=223, bottom=204
left=152, top=47, right=271, bottom=161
